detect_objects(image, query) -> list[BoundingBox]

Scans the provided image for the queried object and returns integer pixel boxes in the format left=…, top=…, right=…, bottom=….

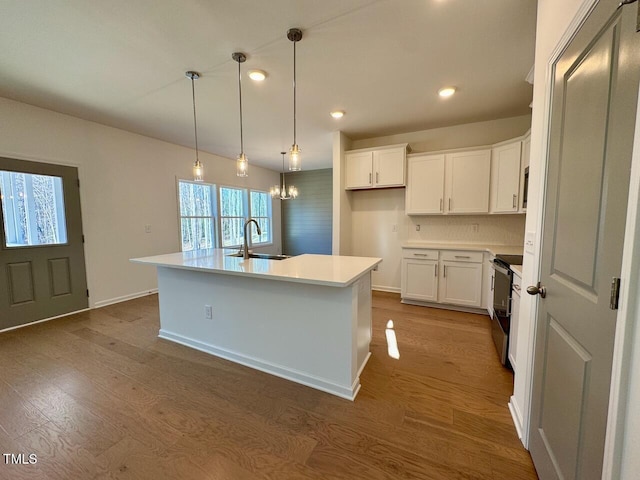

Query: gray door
left=0, top=157, right=88, bottom=330
left=528, top=1, right=640, bottom=478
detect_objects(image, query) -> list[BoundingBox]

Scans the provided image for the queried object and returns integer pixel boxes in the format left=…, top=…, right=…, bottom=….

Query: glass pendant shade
left=289, top=144, right=301, bottom=171
left=193, top=159, right=204, bottom=182
left=236, top=153, right=248, bottom=177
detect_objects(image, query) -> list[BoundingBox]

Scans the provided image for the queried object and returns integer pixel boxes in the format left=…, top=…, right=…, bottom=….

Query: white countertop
left=402, top=242, right=524, bottom=257
left=131, top=249, right=382, bottom=288
left=511, top=264, right=523, bottom=277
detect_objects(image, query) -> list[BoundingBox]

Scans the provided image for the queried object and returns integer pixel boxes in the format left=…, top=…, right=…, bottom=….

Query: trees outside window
left=178, top=180, right=216, bottom=252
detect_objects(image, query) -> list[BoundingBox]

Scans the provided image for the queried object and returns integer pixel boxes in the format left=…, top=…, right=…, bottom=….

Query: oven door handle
left=492, top=263, right=511, bottom=276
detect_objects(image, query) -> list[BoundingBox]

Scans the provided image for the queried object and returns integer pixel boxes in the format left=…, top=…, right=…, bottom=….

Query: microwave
left=522, top=166, right=529, bottom=209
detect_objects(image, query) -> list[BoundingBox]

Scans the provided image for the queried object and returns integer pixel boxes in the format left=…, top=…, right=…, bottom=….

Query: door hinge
left=610, top=277, right=621, bottom=310
left=77, top=178, right=80, bottom=188
left=86, top=289, right=90, bottom=298
left=82, top=234, right=85, bottom=243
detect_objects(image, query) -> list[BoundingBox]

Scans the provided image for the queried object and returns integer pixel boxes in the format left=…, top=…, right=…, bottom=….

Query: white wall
left=0, top=97, right=281, bottom=308
left=345, top=115, right=530, bottom=292
left=332, top=131, right=352, bottom=255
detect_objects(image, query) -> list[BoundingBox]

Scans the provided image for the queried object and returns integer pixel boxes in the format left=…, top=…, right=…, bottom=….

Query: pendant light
left=287, top=28, right=303, bottom=171
left=233, top=52, right=249, bottom=177
left=186, top=71, right=203, bottom=181
left=270, top=152, right=299, bottom=200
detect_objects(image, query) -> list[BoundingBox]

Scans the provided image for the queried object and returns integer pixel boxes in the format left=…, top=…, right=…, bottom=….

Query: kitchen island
left=131, top=249, right=382, bottom=400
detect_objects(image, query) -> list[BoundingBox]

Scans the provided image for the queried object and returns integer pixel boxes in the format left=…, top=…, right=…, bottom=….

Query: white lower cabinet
left=401, top=248, right=484, bottom=309
left=508, top=272, right=522, bottom=371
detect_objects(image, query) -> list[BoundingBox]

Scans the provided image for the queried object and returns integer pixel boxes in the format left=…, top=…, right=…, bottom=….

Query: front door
left=0, top=157, right=88, bottom=330
left=528, top=1, right=640, bottom=478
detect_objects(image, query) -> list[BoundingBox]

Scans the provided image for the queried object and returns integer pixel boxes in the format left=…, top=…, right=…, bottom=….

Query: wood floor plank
left=0, top=291, right=537, bottom=479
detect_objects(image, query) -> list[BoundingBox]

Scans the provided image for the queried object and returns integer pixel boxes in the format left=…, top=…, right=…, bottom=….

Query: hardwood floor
left=0, top=292, right=538, bottom=479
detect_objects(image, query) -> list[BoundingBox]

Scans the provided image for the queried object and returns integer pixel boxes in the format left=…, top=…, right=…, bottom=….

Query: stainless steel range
left=491, top=254, right=523, bottom=367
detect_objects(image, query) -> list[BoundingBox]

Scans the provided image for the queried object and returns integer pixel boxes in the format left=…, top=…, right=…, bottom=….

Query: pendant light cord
left=281, top=153, right=287, bottom=193
left=238, top=60, right=244, bottom=155
left=293, top=40, right=297, bottom=145
left=191, top=76, right=200, bottom=161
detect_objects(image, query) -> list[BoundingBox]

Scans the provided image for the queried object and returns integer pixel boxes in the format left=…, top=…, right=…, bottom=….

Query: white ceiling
left=0, top=0, right=537, bottom=171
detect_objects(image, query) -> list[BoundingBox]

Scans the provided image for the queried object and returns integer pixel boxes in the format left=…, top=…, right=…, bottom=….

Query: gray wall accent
left=281, top=169, right=332, bottom=256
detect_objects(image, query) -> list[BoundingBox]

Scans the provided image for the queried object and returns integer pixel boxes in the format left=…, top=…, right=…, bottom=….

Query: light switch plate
left=525, top=231, right=535, bottom=254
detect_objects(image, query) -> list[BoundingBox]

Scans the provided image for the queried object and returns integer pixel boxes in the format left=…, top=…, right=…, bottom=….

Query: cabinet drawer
left=402, top=248, right=438, bottom=260
left=440, top=250, right=483, bottom=263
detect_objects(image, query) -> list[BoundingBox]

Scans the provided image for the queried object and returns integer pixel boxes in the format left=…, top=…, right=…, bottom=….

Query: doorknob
left=527, top=282, right=547, bottom=298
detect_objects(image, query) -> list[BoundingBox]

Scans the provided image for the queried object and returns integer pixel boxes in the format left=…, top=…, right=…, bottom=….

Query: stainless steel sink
left=227, top=252, right=291, bottom=261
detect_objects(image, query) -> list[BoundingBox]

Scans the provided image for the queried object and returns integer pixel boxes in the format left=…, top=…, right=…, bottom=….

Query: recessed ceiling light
left=330, top=110, right=345, bottom=119
left=248, top=70, right=266, bottom=81
left=438, top=86, right=456, bottom=98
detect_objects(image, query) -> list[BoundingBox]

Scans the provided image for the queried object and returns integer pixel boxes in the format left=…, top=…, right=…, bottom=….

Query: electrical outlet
left=392, top=224, right=398, bottom=232
left=415, top=224, right=421, bottom=231
left=472, top=223, right=479, bottom=233
left=144, top=224, right=151, bottom=233
left=204, top=305, right=212, bottom=319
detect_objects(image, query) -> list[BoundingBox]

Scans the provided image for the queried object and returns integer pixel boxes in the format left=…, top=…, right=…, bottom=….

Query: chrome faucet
left=243, top=218, right=262, bottom=259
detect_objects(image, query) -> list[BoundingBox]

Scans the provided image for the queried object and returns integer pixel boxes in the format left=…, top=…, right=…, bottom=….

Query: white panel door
left=374, top=148, right=405, bottom=187
left=445, top=150, right=491, bottom=214
left=490, top=141, right=522, bottom=213
left=405, top=154, right=445, bottom=214
left=345, top=151, right=373, bottom=189
left=439, top=261, right=483, bottom=307
left=401, top=259, right=438, bottom=302
left=528, top=1, right=640, bottom=478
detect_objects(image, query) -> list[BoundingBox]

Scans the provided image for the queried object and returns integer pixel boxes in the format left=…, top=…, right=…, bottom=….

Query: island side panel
left=156, top=266, right=360, bottom=399
left=353, top=273, right=372, bottom=382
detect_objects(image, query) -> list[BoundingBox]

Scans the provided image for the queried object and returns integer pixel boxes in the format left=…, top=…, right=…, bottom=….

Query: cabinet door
left=445, top=150, right=491, bottom=213
left=509, top=290, right=520, bottom=371
left=401, top=259, right=438, bottom=302
left=439, top=261, right=483, bottom=307
left=345, top=151, right=373, bottom=189
left=486, top=258, right=495, bottom=317
left=373, top=148, right=405, bottom=187
left=490, top=141, right=522, bottom=213
left=406, top=154, right=445, bottom=214
left=519, top=135, right=531, bottom=213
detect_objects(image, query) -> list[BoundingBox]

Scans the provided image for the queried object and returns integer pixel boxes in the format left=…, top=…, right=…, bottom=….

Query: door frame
left=525, top=0, right=640, bottom=478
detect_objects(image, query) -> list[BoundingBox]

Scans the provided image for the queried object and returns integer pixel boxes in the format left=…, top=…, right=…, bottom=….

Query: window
left=0, top=171, right=68, bottom=247
left=178, top=180, right=216, bottom=252
left=250, top=190, right=271, bottom=244
left=219, top=186, right=272, bottom=248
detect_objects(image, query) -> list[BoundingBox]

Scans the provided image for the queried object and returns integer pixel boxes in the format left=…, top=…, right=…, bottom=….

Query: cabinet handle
left=435, top=264, right=438, bottom=277
left=491, top=275, right=494, bottom=291
left=440, top=198, right=443, bottom=212
left=448, top=198, right=452, bottom=210
left=369, top=172, right=372, bottom=184
left=513, top=284, right=521, bottom=292
left=513, top=194, right=517, bottom=208
left=443, top=265, right=447, bottom=278
left=376, top=172, right=379, bottom=183
left=413, top=253, right=428, bottom=257
left=454, top=255, right=470, bottom=259
left=507, top=297, right=512, bottom=316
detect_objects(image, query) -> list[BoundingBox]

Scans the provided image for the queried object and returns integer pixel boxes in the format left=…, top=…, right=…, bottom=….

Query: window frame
left=176, top=178, right=217, bottom=253
left=218, top=185, right=273, bottom=249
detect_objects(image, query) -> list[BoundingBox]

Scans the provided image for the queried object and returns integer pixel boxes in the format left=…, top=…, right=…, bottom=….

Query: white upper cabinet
left=490, top=140, right=522, bottom=213
left=345, top=151, right=373, bottom=189
left=406, top=154, right=445, bottom=214
left=345, top=145, right=407, bottom=190
left=445, top=149, right=491, bottom=214
left=519, top=133, right=531, bottom=213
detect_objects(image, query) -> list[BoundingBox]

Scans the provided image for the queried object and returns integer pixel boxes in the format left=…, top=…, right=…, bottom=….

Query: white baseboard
left=93, top=289, right=158, bottom=309
left=372, top=285, right=401, bottom=294
left=509, top=395, right=527, bottom=448
left=159, top=329, right=362, bottom=401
